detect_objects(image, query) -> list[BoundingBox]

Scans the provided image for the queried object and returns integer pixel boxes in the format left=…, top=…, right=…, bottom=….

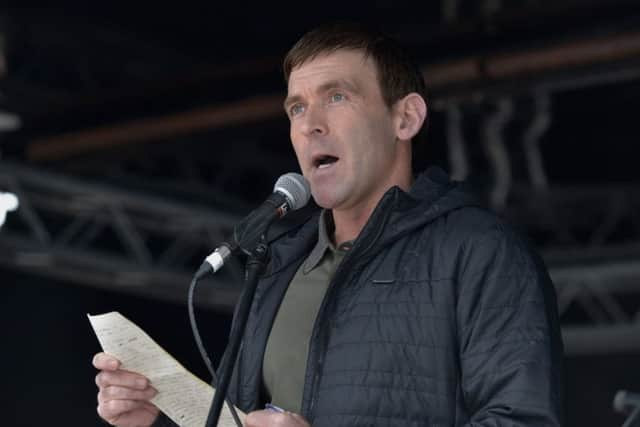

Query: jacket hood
left=379, top=166, right=478, bottom=244
left=345, top=166, right=478, bottom=260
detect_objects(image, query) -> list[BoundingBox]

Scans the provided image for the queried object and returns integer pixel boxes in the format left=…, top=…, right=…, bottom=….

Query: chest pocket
left=316, top=252, right=454, bottom=421
left=332, top=260, right=439, bottom=344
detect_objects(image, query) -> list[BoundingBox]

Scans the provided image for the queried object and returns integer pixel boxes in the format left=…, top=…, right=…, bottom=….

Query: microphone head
left=274, top=173, right=311, bottom=211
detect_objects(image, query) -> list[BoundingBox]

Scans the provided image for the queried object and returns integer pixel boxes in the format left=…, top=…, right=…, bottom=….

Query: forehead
left=287, top=49, right=378, bottom=93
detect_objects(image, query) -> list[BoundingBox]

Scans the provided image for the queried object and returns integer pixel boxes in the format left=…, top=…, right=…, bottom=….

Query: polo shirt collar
left=303, top=210, right=353, bottom=274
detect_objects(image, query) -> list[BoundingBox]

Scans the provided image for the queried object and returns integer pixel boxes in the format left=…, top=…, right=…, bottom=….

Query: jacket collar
left=348, top=167, right=476, bottom=255
left=264, top=167, right=476, bottom=275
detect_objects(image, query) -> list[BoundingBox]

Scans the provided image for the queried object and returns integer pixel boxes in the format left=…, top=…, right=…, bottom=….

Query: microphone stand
left=204, top=239, right=270, bottom=427
left=622, top=408, right=640, bottom=427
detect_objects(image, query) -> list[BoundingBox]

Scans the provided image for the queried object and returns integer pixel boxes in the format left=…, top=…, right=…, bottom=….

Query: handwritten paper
left=88, top=311, right=245, bottom=427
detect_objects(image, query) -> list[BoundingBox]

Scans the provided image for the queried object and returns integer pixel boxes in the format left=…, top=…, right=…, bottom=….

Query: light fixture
left=0, top=110, right=21, bottom=131
left=0, top=191, right=19, bottom=228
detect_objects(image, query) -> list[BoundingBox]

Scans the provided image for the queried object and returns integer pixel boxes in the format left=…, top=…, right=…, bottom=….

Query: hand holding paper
left=94, top=352, right=159, bottom=427
left=89, top=311, right=245, bottom=427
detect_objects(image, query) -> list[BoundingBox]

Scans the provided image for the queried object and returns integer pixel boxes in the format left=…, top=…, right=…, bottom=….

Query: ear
left=393, top=93, right=427, bottom=142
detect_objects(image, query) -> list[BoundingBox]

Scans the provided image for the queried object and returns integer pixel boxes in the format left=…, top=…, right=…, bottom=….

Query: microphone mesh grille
left=274, top=173, right=311, bottom=210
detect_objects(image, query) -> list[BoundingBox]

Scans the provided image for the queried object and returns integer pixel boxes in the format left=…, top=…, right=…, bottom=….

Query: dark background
left=1, top=1, right=640, bottom=426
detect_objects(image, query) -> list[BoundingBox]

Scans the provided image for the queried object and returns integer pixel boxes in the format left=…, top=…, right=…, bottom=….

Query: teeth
left=315, top=155, right=338, bottom=169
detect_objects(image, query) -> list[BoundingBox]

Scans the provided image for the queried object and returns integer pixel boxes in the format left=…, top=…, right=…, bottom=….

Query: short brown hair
left=283, top=22, right=429, bottom=141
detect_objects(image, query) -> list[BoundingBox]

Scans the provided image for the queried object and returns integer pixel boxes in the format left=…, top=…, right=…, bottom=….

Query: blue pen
left=265, top=403, right=285, bottom=413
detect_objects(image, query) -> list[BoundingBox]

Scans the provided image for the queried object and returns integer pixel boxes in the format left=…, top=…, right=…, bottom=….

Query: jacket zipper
left=304, top=191, right=397, bottom=420
left=307, top=261, right=366, bottom=418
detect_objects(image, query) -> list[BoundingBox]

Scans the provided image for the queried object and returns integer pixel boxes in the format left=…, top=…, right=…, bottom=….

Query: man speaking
left=93, top=22, right=564, bottom=427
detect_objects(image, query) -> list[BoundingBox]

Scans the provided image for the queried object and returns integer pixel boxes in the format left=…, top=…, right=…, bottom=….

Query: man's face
left=285, top=50, right=405, bottom=213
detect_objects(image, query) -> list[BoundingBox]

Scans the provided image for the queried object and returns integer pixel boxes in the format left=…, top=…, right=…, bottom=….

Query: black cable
left=188, top=266, right=243, bottom=427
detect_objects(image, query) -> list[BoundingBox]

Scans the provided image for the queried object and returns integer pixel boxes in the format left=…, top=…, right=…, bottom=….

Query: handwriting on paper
left=89, top=312, right=245, bottom=427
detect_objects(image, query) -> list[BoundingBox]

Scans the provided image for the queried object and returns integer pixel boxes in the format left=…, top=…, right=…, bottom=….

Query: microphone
left=614, top=390, right=640, bottom=413
left=197, top=172, right=310, bottom=278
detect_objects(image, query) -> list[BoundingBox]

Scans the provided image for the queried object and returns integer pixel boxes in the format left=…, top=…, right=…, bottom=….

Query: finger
left=96, top=399, right=160, bottom=426
left=97, top=398, right=148, bottom=420
left=289, top=412, right=305, bottom=421
left=102, top=405, right=159, bottom=427
left=245, top=410, right=266, bottom=427
left=246, top=410, right=288, bottom=427
left=98, top=385, right=157, bottom=402
left=96, top=370, right=150, bottom=390
left=289, top=412, right=311, bottom=426
left=141, top=401, right=160, bottom=413
left=92, top=352, right=120, bottom=371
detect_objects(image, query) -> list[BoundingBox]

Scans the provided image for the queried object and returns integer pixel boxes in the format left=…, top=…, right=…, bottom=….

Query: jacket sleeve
left=455, top=223, right=564, bottom=426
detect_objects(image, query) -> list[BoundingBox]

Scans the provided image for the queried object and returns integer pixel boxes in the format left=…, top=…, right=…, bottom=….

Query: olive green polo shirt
left=262, top=210, right=352, bottom=412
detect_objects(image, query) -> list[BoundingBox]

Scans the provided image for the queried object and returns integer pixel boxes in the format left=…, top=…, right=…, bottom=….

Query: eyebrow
left=283, top=78, right=360, bottom=112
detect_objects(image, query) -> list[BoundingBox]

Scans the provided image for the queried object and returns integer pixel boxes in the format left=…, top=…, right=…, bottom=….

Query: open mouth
left=314, top=155, right=339, bottom=169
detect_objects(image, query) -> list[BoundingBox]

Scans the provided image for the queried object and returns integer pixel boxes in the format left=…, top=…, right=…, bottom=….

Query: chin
left=312, top=198, right=335, bottom=210
left=310, top=191, right=339, bottom=210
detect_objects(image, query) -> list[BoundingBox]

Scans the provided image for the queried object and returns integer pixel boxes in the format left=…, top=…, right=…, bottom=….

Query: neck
left=332, top=207, right=374, bottom=246
left=331, top=169, right=412, bottom=246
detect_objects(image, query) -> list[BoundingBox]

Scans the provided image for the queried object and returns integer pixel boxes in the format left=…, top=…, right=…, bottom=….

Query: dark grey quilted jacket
left=158, top=168, right=564, bottom=427
left=224, top=168, right=564, bottom=426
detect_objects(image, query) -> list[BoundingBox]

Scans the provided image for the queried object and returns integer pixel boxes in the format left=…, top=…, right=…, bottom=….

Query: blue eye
left=289, top=104, right=305, bottom=117
left=330, top=93, right=345, bottom=103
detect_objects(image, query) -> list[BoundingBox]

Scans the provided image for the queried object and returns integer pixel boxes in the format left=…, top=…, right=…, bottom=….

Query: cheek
left=290, top=139, right=306, bottom=171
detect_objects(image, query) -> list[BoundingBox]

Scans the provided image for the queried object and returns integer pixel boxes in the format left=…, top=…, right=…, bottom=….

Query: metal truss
left=0, top=161, right=245, bottom=312
left=552, top=258, right=640, bottom=355
left=524, top=183, right=640, bottom=355
left=444, top=92, right=640, bottom=355
left=522, top=183, right=640, bottom=355
left=1, top=161, right=640, bottom=354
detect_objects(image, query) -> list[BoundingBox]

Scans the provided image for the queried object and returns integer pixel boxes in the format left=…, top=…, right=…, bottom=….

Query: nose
left=298, top=103, right=328, bottom=137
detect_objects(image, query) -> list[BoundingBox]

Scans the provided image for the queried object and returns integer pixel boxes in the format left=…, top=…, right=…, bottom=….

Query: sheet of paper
left=88, top=311, right=245, bottom=427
